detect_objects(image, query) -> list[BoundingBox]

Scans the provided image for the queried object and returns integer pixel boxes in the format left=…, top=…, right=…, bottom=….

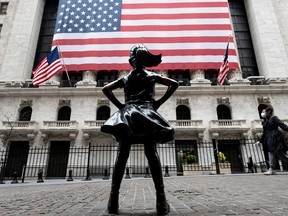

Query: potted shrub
left=186, top=154, right=198, bottom=164
left=182, top=153, right=201, bottom=175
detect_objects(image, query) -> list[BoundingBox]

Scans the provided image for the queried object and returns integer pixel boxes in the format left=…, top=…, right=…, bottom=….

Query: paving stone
left=0, top=173, right=288, bottom=215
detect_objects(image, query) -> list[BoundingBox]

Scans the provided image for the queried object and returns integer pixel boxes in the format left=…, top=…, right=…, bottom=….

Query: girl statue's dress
left=101, top=68, right=174, bottom=144
left=101, top=44, right=178, bottom=215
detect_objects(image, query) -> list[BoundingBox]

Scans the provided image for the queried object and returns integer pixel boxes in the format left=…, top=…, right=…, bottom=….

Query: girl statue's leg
left=107, top=140, right=131, bottom=214
left=144, top=142, right=170, bottom=215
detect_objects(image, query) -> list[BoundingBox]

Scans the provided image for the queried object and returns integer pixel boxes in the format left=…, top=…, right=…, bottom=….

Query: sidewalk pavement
left=0, top=173, right=288, bottom=216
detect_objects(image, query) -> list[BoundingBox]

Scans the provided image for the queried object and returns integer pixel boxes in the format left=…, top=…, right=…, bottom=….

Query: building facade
left=1, top=0, right=288, bottom=179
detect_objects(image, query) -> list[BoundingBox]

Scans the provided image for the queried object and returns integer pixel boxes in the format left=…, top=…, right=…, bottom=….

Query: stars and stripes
left=53, top=0, right=239, bottom=71
left=32, top=47, right=63, bottom=86
left=217, top=41, right=229, bottom=85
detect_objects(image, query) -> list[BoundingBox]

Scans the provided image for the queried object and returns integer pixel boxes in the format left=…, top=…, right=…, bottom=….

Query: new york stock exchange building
left=0, top=0, right=288, bottom=181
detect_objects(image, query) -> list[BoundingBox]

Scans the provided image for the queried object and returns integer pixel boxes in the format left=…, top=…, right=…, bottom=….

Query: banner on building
left=53, top=0, right=239, bottom=71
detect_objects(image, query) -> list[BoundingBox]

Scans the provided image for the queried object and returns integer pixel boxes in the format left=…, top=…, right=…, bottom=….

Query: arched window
left=176, top=105, right=191, bottom=120
left=217, top=105, right=231, bottom=120
left=97, top=106, right=111, bottom=120
left=19, top=106, right=32, bottom=121
left=57, top=106, right=71, bottom=121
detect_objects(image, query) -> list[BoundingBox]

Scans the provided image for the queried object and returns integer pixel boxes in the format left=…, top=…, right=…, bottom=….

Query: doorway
left=5, top=141, right=29, bottom=178
left=47, top=141, right=70, bottom=178
left=218, top=140, right=243, bottom=173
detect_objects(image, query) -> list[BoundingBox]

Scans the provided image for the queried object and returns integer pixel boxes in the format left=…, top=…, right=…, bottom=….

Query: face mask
left=261, top=112, right=266, bottom=118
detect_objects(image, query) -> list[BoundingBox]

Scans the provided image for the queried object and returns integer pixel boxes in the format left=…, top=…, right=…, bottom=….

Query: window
left=97, top=106, right=110, bottom=120
left=168, top=70, right=190, bottom=86
left=217, top=105, right=231, bottom=120
left=0, top=2, right=8, bottom=14
left=205, top=69, right=230, bottom=85
left=96, top=70, right=118, bottom=87
left=229, top=0, right=259, bottom=78
left=57, top=106, right=71, bottom=121
left=176, top=105, right=191, bottom=120
left=205, top=69, right=218, bottom=85
left=60, top=71, right=82, bottom=87
left=19, top=106, right=32, bottom=121
left=33, top=1, right=58, bottom=70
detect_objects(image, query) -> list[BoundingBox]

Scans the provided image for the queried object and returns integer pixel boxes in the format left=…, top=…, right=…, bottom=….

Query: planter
left=182, top=164, right=203, bottom=175
left=212, top=162, right=231, bottom=174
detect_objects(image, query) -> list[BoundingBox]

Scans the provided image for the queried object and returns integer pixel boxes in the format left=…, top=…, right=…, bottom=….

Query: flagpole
left=55, top=40, right=72, bottom=87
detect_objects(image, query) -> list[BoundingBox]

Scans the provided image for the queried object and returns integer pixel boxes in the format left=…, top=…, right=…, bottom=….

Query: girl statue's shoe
left=156, top=192, right=170, bottom=215
left=107, top=192, right=119, bottom=214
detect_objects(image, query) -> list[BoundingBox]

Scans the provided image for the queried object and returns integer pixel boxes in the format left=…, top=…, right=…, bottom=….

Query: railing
left=1, top=138, right=286, bottom=182
left=1, top=121, right=38, bottom=129
left=169, top=120, right=203, bottom=128
left=42, top=121, right=78, bottom=129
left=84, top=120, right=106, bottom=128
left=177, top=78, right=190, bottom=86
left=59, top=80, right=78, bottom=87
left=210, top=120, right=247, bottom=127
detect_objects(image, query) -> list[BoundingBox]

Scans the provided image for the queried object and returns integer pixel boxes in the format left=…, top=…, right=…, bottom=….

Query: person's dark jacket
left=260, top=115, right=288, bottom=153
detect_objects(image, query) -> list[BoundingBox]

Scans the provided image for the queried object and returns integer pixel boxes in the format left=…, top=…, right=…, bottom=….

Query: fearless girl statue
left=101, top=44, right=179, bottom=215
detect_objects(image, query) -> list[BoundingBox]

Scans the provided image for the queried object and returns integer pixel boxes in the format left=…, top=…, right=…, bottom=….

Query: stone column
left=244, top=0, right=288, bottom=78
left=228, top=69, right=250, bottom=86
left=157, top=70, right=169, bottom=77
left=190, top=69, right=210, bottom=85
left=118, top=70, right=129, bottom=78
left=76, top=70, right=97, bottom=87
left=0, top=0, right=45, bottom=82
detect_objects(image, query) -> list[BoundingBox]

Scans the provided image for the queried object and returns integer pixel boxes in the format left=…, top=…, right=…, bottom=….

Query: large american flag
left=53, top=0, right=239, bottom=71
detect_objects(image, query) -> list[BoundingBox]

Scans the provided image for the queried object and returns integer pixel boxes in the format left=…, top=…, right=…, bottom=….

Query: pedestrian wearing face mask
left=259, top=105, right=288, bottom=175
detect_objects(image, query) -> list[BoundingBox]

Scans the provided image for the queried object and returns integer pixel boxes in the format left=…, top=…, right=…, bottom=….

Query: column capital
left=76, top=70, right=97, bottom=87
left=228, top=69, right=250, bottom=86
left=190, top=69, right=210, bottom=85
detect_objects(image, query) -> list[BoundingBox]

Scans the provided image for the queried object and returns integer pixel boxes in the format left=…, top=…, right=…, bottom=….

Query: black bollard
left=144, top=166, right=151, bottom=178
left=125, top=167, right=131, bottom=179
left=37, top=169, right=44, bottom=183
left=0, top=163, right=5, bottom=184
left=164, top=165, right=170, bottom=177
left=11, top=172, right=18, bottom=184
left=103, top=169, right=109, bottom=180
left=83, top=168, right=91, bottom=181
left=67, top=169, right=73, bottom=181
left=0, top=175, right=4, bottom=184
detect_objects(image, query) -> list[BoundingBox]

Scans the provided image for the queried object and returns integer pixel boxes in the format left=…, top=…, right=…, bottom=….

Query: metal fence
left=0, top=138, right=287, bottom=182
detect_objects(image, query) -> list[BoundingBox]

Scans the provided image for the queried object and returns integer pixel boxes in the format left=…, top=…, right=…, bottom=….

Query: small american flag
left=53, top=0, right=239, bottom=71
left=32, top=47, right=63, bottom=86
left=217, top=41, right=229, bottom=85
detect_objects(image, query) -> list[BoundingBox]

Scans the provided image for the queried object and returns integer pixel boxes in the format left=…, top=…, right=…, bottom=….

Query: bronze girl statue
left=101, top=44, right=178, bottom=215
